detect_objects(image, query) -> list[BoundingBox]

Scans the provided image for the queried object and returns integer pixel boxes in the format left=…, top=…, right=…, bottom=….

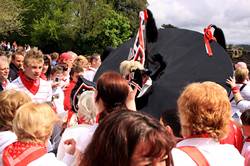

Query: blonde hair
left=177, top=81, right=231, bottom=140
left=119, top=60, right=144, bottom=77
left=73, top=55, right=89, bottom=69
left=0, top=56, right=10, bottom=66
left=13, top=102, right=59, bottom=143
left=24, top=47, right=44, bottom=66
left=0, top=90, right=31, bottom=131
left=235, top=67, right=249, bottom=83
left=77, top=91, right=97, bottom=123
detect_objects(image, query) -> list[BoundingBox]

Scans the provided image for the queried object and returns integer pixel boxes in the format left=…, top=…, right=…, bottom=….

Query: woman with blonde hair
left=2, top=102, right=67, bottom=166
left=172, top=81, right=244, bottom=165
left=229, top=67, right=250, bottom=122
left=0, top=90, right=31, bottom=166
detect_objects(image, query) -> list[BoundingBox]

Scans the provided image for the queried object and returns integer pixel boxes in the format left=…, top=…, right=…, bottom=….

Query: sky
left=147, top=0, right=250, bottom=44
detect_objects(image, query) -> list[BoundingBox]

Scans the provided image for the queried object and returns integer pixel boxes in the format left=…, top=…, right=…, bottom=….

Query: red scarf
left=3, top=141, right=47, bottom=166
left=19, top=71, right=40, bottom=95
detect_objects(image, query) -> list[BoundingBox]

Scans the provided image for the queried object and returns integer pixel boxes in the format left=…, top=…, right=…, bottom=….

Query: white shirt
left=7, top=77, right=52, bottom=103
left=242, top=141, right=250, bottom=157
left=229, top=83, right=250, bottom=115
left=28, top=153, right=66, bottom=166
left=172, top=138, right=244, bottom=166
left=57, top=124, right=98, bottom=162
left=0, top=131, right=17, bottom=166
left=83, top=67, right=97, bottom=82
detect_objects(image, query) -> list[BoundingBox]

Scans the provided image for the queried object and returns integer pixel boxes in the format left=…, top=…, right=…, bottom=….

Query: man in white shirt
left=83, top=53, right=101, bottom=82
left=7, top=48, right=52, bottom=103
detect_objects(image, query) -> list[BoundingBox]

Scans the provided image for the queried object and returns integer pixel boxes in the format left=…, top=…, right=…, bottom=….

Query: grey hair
left=77, top=90, right=98, bottom=123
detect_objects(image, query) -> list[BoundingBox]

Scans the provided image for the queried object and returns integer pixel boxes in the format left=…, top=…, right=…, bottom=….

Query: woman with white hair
left=57, top=90, right=98, bottom=164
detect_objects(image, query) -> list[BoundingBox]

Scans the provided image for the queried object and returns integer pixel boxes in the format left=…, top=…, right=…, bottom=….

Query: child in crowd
left=50, top=65, right=65, bottom=117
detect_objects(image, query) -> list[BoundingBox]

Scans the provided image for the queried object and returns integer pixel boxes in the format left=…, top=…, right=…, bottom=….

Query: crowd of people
left=0, top=42, right=250, bottom=166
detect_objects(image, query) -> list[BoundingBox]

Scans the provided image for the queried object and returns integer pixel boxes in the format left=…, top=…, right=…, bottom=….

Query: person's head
left=13, top=102, right=59, bottom=144
left=120, top=60, right=144, bottom=80
left=89, top=53, right=101, bottom=69
left=160, top=110, right=182, bottom=138
left=240, top=110, right=250, bottom=137
left=0, top=56, right=10, bottom=81
left=82, top=111, right=176, bottom=166
left=69, top=66, right=84, bottom=82
left=23, top=48, right=44, bottom=80
left=177, top=81, right=231, bottom=140
left=235, top=67, right=249, bottom=83
left=58, top=52, right=74, bottom=69
left=11, top=49, right=24, bottom=69
left=50, top=65, right=63, bottom=81
left=50, top=52, right=59, bottom=61
left=77, top=90, right=98, bottom=124
left=234, top=61, right=247, bottom=70
left=0, top=90, right=31, bottom=131
left=95, top=71, right=130, bottom=119
left=73, top=55, right=89, bottom=69
left=42, top=54, right=51, bottom=77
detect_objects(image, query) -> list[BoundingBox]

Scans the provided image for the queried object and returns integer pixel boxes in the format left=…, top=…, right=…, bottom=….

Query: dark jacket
left=8, top=63, right=19, bottom=82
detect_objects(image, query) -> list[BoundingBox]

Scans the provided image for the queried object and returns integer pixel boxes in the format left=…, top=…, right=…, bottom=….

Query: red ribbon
left=204, top=25, right=216, bottom=56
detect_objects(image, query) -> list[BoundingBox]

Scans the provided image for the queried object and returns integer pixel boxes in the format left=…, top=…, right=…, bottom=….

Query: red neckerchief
left=40, top=73, right=47, bottom=81
left=1, top=79, right=8, bottom=88
left=19, top=71, right=40, bottom=95
left=3, top=141, right=47, bottom=166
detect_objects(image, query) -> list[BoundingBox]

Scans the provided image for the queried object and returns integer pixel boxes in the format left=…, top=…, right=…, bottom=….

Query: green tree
left=0, top=0, right=24, bottom=35
left=107, top=0, right=147, bottom=33
left=77, top=3, right=132, bottom=54
left=20, top=0, right=80, bottom=52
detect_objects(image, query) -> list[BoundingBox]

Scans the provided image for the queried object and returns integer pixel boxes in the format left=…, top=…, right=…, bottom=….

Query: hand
left=64, top=138, right=76, bottom=155
left=226, top=76, right=236, bottom=88
left=126, top=81, right=139, bottom=111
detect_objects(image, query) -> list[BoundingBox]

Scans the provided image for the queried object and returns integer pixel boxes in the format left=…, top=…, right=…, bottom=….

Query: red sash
left=19, top=71, right=40, bottom=95
left=3, top=141, right=47, bottom=166
left=178, top=146, right=210, bottom=166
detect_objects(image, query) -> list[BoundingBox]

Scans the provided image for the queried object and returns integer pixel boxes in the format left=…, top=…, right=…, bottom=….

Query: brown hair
left=177, top=81, right=231, bottom=140
left=0, top=90, right=31, bottom=131
left=81, top=111, right=175, bottom=166
left=241, top=109, right=250, bottom=126
left=24, top=47, right=44, bottom=66
left=96, top=71, right=129, bottom=119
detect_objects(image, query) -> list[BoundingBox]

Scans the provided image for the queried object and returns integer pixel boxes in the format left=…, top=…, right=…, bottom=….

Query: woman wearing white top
left=172, top=81, right=244, bottom=166
left=0, top=90, right=31, bottom=166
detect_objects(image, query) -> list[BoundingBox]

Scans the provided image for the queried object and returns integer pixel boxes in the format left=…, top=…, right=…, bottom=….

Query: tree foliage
left=77, top=3, right=131, bottom=53
left=0, top=0, right=24, bottom=35
left=3, top=0, right=147, bottom=54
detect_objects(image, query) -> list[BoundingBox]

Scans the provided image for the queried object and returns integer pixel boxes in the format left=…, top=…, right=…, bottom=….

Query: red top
left=63, top=80, right=76, bottom=112
left=220, top=120, right=243, bottom=152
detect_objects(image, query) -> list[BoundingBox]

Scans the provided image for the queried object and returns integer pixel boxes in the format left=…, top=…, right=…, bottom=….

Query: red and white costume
left=0, top=131, right=16, bottom=166
left=7, top=73, right=52, bottom=103
left=3, top=141, right=66, bottom=166
left=172, top=137, right=244, bottom=166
